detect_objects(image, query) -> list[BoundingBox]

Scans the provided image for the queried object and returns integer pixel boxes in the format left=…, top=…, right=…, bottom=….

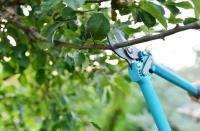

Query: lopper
left=107, top=28, right=200, bottom=131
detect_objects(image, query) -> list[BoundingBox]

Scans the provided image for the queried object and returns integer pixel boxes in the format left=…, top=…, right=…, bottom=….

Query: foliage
left=0, top=0, right=200, bottom=130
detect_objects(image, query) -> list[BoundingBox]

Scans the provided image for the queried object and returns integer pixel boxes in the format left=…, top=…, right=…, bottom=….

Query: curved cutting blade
left=107, top=27, right=128, bottom=60
left=107, top=27, right=140, bottom=66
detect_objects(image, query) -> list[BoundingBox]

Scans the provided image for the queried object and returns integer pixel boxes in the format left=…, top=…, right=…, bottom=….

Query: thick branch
left=113, top=21, right=200, bottom=49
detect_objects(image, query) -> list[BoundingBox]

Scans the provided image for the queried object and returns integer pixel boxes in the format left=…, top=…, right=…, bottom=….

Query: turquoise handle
left=138, top=77, right=171, bottom=131
left=128, top=63, right=171, bottom=131
left=151, top=63, right=200, bottom=98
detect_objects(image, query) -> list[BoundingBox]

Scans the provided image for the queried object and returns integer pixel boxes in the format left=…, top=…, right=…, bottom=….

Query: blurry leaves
left=93, top=72, right=109, bottom=99
left=166, top=4, right=180, bottom=16
left=18, top=74, right=28, bottom=86
left=65, top=55, right=75, bottom=72
left=36, top=42, right=52, bottom=50
left=168, top=15, right=183, bottom=24
left=47, top=22, right=63, bottom=44
left=35, top=69, right=46, bottom=84
left=0, top=41, right=12, bottom=56
left=118, top=7, right=131, bottom=16
left=67, top=20, right=78, bottom=31
left=138, top=10, right=156, bottom=28
left=62, top=7, right=76, bottom=19
left=122, top=26, right=141, bottom=35
left=13, top=45, right=29, bottom=68
left=114, top=76, right=131, bottom=95
left=87, top=13, right=110, bottom=40
left=192, top=0, right=200, bottom=18
left=41, top=0, right=61, bottom=12
left=96, top=81, right=104, bottom=99
left=91, top=122, right=101, bottom=130
left=132, top=8, right=142, bottom=23
left=152, top=3, right=165, bottom=15
left=175, top=1, right=193, bottom=9
left=140, top=1, right=167, bottom=28
left=183, top=17, right=198, bottom=25
left=3, top=62, right=16, bottom=77
left=63, top=0, right=86, bottom=9
left=157, top=0, right=165, bottom=3
left=73, top=51, right=85, bottom=67
left=165, top=1, right=193, bottom=19
left=61, top=7, right=78, bottom=32
left=32, top=51, right=47, bottom=70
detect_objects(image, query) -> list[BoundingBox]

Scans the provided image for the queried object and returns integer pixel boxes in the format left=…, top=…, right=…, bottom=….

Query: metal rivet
left=137, top=63, right=141, bottom=68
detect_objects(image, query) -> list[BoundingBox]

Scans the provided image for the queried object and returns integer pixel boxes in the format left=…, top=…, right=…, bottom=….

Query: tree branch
left=2, top=2, right=200, bottom=51
left=9, top=20, right=112, bottom=50
left=113, top=21, right=200, bottom=49
left=8, top=16, right=200, bottom=50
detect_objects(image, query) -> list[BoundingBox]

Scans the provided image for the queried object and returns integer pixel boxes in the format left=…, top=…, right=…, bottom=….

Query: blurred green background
left=0, top=50, right=200, bottom=131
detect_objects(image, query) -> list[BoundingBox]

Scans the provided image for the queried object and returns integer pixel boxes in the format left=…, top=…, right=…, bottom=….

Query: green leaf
left=36, top=42, right=52, bottom=50
left=47, top=22, right=62, bottom=44
left=91, top=122, right=101, bottom=130
left=62, top=7, right=76, bottom=18
left=63, top=0, right=86, bottom=9
left=122, top=26, right=141, bottom=35
left=65, top=55, right=75, bottom=72
left=96, top=81, right=103, bottom=99
left=3, top=62, right=16, bottom=77
left=141, top=1, right=167, bottom=28
left=35, top=69, right=46, bottom=84
left=114, top=76, right=131, bottom=94
left=18, top=74, right=28, bottom=86
left=0, top=41, right=12, bottom=56
left=183, top=17, right=198, bottom=25
left=151, top=2, right=165, bottom=15
left=132, top=8, right=142, bottom=23
left=166, top=4, right=180, bottom=16
left=67, top=20, right=78, bottom=31
left=41, top=0, right=61, bottom=12
left=168, top=15, right=183, bottom=24
left=138, top=10, right=156, bottom=28
left=87, top=13, right=110, bottom=40
left=175, top=1, right=193, bottom=9
left=15, top=57, right=29, bottom=69
left=73, top=51, right=85, bottom=67
left=157, top=0, right=165, bottom=3
left=192, top=0, right=200, bottom=18
left=32, top=52, right=47, bottom=70
left=119, top=7, right=131, bottom=15
left=13, top=45, right=29, bottom=68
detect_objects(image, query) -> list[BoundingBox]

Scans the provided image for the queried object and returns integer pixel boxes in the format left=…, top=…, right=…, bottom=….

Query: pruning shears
left=107, top=28, right=200, bottom=131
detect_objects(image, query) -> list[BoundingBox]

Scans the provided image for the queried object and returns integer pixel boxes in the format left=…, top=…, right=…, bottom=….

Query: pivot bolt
left=137, top=63, right=141, bottom=68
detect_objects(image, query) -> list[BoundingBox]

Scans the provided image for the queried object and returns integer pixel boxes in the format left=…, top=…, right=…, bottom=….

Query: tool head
left=107, top=27, right=140, bottom=66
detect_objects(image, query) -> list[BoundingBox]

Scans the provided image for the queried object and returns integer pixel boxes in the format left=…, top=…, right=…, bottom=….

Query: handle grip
left=151, top=63, right=200, bottom=98
left=137, top=77, right=171, bottom=131
left=128, top=63, right=171, bottom=131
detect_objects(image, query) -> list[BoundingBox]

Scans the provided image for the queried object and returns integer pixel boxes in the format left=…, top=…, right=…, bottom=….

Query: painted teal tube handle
left=151, top=63, right=200, bottom=98
left=137, top=77, right=171, bottom=131
left=128, top=63, right=171, bottom=131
